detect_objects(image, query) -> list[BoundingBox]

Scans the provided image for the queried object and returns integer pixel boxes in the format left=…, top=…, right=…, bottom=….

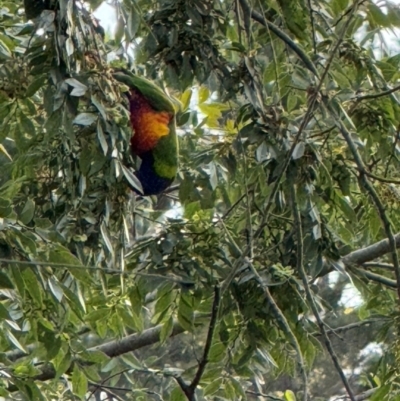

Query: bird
left=113, top=70, right=178, bottom=196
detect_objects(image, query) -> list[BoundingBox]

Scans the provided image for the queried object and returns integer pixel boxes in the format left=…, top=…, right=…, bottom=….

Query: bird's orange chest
left=129, top=89, right=171, bottom=155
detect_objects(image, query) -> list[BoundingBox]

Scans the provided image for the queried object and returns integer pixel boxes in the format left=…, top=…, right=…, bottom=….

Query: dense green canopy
left=0, top=0, right=400, bottom=400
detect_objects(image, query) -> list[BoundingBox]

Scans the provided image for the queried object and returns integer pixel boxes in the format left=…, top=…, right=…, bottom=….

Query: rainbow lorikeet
left=113, top=71, right=178, bottom=196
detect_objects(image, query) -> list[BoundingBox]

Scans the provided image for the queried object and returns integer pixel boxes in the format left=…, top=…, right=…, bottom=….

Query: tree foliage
left=0, top=0, right=400, bottom=400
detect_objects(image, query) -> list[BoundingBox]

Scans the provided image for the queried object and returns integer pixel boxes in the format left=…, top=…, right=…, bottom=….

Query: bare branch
left=325, top=87, right=400, bottom=303
left=315, top=319, right=386, bottom=337
left=353, top=167, right=400, bottom=185
left=341, top=234, right=400, bottom=267
left=288, top=184, right=309, bottom=401
left=245, top=389, right=284, bottom=400
left=355, top=84, right=400, bottom=101
left=362, top=262, right=393, bottom=269
left=334, top=387, right=377, bottom=401
left=355, top=268, right=397, bottom=289
left=248, top=262, right=308, bottom=401
left=189, top=286, right=221, bottom=395
left=290, top=185, right=355, bottom=401
left=7, top=318, right=186, bottom=391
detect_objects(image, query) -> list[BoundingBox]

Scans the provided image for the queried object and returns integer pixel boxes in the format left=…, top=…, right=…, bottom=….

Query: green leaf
left=224, top=381, right=237, bottom=400
left=121, top=164, right=143, bottom=194
left=204, top=377, right=223, bottom=396
left=100, top=221, right=114, bottom=257
left=86, top=308, right=111, bottom=323
left=21, top=268, right=42, bottom=306
left=19, top=199, right=35, bottom=224
left=180, top=88, right=192, bottom=111
left=198, top=86, right=209, bottom=104
left=128, top=5, right=140, bottom=39
left=79, top=350, right=109, bottom=365
left=72, top=365, right=88, bottom=399
left=0, top=271, right=14, bottom=289
left=184, top=201, right=201, bottom=219
left=19, top=112, right=36, bottom=136
left=368, top=3, right=390, bottom=27
left=66, top=78, right=88, bottom=97
left=25, top=76, right=46, bottom=97
left=285, top=389, right=297, bottom=401
left=13, top=231, right=37, bottom=255
left=48, top=277, right=63, bottom=302
left=370, top=385, right=390, bottom=401
left=159, top=316, right=174, bottom=344
left=208, top=342, right=226, bottom=363
left=73, top=113, right=97, bottom=126
left=120, top=353, right=143, bottom=370
left=97, top=120, right=108, bottom=155
left=48, top=245, right=92, bottom=284
left=177, top=292, right=194, bottom=331
left=5, top=329, right=26, bottom=354
left=0, top=196, right=12, bottom=215
left=229, top=377, right=246, bottom=398
left=79, top=145, right=93, bottom=175
left=114, top=16, right=125, bottom=45
left=53, top=346, right=71, bottom=378
left=0, top=302, right=10, bottom=319
left=0, top=39, right=11, bottom=59
left=169, top=387, right=187, bottom=401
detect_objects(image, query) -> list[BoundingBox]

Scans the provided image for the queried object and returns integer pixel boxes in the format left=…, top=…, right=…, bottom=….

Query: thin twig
left=290, top=185, right=356, bottom=401
left=355, top=84, right=400, bottom=101
left=174, top=376, right=192, bottom=399
left=287, top=185, right=309, bottom=401
left=188, top=286, right=221, bottom=395
left=355, top=268, right=397, bottom=289
left=0, top=258, right=193, bottom=285
left=86, top=369, right=131, bottom=401
left=314, top=319, right=385, bottom=337
left=255, top=0, right=281, bottom=97
left=334, top=387, right=377, bottom=401
left=220, top=193, right=247, bottom=221
left=248, top=262, right=308, bottom=401
left=235, top=0, right=242, bottom=45
left=307, top=0, right=317, bottom=54
left=362, top=262, right=394, bottom=269
left=384, top=125, right=400, bottom=178
left=352, top=167, right=400, bottom=185
left=98, top=388, right=125, bottom=401
left=245, top=389, right=284, bottom=400
left=329, top=108, right=400, bottom=301
left=89, top=384, right=163, bottom=401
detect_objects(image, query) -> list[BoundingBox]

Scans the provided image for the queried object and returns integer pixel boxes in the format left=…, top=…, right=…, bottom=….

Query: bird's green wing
left=113, top=71, right=175, bottom=114
left=152, top=119, right=179, bottom=179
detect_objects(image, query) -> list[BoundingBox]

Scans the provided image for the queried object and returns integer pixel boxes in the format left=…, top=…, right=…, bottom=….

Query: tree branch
left=326, top=100, right=400, bottom=302
left=341, top=234, right=400, bottom=267
left=248, top=262, right=308, bottom=401
left=188, top=286, right=220, bottom=397
left=241, top=0, right=319, bottom=76
left=355, top=84, right=400, bottom=101
left=362, top=262, right=393, bottom=269
left=334, top=388, right=377, bottom=401
left=7, top=318, right=186, bottom=391
left=355, top=268, right=397, bottom=289
left=290, top=185, right=355, bottom=401
left=314, top=319, right=386, bottom=337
